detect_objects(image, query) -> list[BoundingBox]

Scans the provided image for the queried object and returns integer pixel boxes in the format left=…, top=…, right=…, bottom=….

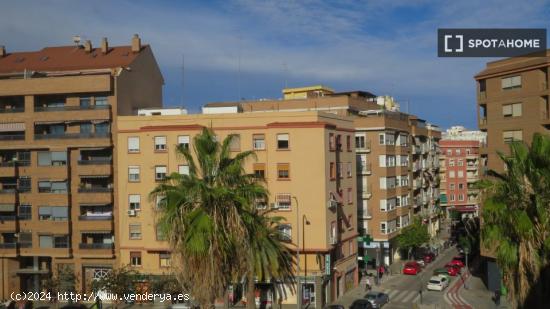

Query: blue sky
left=1, top=0, right=549, bottom=129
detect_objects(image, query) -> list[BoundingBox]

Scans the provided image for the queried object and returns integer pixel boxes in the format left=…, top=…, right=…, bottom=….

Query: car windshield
left=429, top=280, right=440, bottom=284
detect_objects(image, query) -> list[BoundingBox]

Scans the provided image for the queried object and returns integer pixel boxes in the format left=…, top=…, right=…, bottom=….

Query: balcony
left=79, top=243, right=114, bottom=249
left=479, top=118, right=487, bottom=126
left=0, top=243, right=16, bottom=249
left=357, top=162, right=372, bottom=175
left=356, top=140, right=372, bottom=153
left=0, top=96, right=25, bottom=113
left=34, top=105, right=110, bottom=112
left=78, top=176, right=113, bottom=193
left=79, top=204, right=113, bottom=221
left=361, top=185, right=372, bottom=199
left=0, top=133, right=25, bottom=141
left=78, top=148, right=112, bottom=165
left=35, top=132, right=110, bottom=140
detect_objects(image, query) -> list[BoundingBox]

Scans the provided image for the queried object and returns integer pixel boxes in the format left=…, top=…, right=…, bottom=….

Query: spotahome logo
left=438, top=29, right=547, bottom=57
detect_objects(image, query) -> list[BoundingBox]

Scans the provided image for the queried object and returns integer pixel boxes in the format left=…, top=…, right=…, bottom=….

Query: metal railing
left=78, top=214, right=113, bottom=220
left=0, top=215, right=16, bottom=221
left=0, top=243, right=17, bottom=249
left=78, top=158, right=112, bottom=165
left=79, top=243, right=114, bottom=249
left=78, top=187, right=113, bottom=193
left=0, top=107, right=24, bottom=113
left=0, top=160, right=31, bottom=167
left=34, top=105, right=110, bottom=112
left=34, top=132, right=110, bottom=140
left=0, top=135, right=25, bottom=141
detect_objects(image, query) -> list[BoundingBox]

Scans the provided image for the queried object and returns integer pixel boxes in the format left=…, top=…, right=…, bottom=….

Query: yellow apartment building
left=116, top=110, right=359, bottom=307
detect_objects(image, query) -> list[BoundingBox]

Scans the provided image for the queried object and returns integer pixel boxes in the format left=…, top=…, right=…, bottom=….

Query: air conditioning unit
left=127, top=210, right=136, bottom=217
left=329, top=236, right=337, bottom=245
left=327, top=199, right=338, bottom=210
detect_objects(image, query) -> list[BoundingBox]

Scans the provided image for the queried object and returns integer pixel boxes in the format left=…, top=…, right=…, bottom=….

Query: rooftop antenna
left=72, top=35, right=81, bottom=47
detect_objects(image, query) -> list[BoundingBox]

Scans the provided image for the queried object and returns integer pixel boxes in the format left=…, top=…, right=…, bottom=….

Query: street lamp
left=292, top=196, right=301, bottom=309
left=302, top=215, right=310, bottom=305
left=464, top=247, right=470, bottom=289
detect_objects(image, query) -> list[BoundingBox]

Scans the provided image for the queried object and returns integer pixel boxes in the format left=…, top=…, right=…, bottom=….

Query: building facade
left=116, top=110, right=358, bottom=307
left=475, top=50, right=550, bottom=292
left=0, top=36, right=163, bottom=298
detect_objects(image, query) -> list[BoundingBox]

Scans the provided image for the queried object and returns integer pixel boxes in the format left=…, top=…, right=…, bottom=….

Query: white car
left=427, top=275, right=449, bottom=291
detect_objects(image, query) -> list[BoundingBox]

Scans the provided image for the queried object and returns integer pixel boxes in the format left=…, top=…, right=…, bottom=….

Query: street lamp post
left=292, top=196, right=301, bottom=309
left=302, top=215, right=310, bottom=305
left=464, top=247, right=470, bottom=289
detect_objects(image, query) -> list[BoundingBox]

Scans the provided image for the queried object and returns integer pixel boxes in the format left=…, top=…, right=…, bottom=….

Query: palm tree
left=151, top=128, right=294, bottom=308
left=480, top=133, right=550, bottom=308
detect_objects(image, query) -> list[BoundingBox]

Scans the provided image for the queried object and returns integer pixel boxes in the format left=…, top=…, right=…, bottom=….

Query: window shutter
left=178, top=135, right=190, bottom=144
left=512, top=103, right=522, bottom=116
left=129, top=195, right=141, bottom=203
left=52, top=207, right=68, bottom=218
left=503, top=104, right=512, bottom=115
left=379, top=177, right=386, bottom=189
left=128, top=137, right=140, bottom=150
left=379, top=155, right=386, bottom=167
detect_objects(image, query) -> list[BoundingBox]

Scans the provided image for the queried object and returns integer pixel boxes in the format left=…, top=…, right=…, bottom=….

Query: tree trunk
left=246, top=271, right=256, bottom=309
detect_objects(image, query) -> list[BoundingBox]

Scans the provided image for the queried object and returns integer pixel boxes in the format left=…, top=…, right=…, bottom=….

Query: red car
left=448, top=259, right=465, bottom=268
left=423, top=253, right=435, bottom=264
left=403, top=262, right=422, bottom=275
left=445, top=264, right=460, bottom=276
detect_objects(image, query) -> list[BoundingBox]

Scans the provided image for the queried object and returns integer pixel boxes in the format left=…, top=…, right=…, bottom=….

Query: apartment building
left=439, top=126, right=486, bottom=219
left=202, top=86, right=441, bottom=271
left=116, top=110, right=358, bottom=307
left=0, top=35, right=163, bottom=297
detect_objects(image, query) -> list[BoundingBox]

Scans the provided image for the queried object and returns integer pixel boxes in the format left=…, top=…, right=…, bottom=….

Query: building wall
left=116, top=111, right=358, bottom=304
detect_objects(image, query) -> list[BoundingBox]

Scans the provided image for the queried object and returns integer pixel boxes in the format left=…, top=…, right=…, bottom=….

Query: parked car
left=415, top=259, right=426, bottom=267
left=427, top=275, right=450, bottom=291
left=433, top=268, right=451, bottom=280
left=449, top=258, right=465, bottom=268
left=403, top=261, right=422, bottom=275
left=349, top=299, right=373, bottom=309
left=422, top=252, right=435, bottom=264
left=365, top=292, right=389, bottom=308
left=445, top=264, right=461, bottom=276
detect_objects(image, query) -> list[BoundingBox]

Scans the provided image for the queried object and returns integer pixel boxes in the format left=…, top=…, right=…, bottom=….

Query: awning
left=0, top=123, right=25, bottom=132
left=0, top=204, right=15, bottom=212
left=80, top=175, right=110, bottom=179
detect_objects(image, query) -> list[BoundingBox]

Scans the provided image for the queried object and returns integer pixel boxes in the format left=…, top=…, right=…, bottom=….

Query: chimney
left=84, top=40, right=92, bottom=53
left=101, top=37, right=109, bottom=54
left=131, top=34, right=141, bottom=53
left=0, top=46, right=5, bottom=57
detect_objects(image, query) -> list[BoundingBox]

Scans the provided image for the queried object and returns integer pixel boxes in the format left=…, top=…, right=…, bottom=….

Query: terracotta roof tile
left=0, top=45, right=147, bottom=74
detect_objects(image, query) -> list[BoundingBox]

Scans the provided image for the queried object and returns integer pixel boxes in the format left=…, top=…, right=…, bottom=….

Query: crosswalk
left=381, top=289, right=420, bottom=304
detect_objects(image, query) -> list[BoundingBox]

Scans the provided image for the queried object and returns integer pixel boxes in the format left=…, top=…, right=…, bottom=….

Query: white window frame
left=154, top=136, right=167, bottom=151
left=155, top=165, right=167, bottom=180
left=177, top=135, right=190, bottom=149
left=129, top=194, right=141, bottom=211
left=128, top=166, right=140, bottom=182
left=128, top=137, right=140, bottom=153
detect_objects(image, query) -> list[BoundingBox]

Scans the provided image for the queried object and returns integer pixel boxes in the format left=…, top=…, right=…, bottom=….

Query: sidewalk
left=331, top=271, right=402, bottom=307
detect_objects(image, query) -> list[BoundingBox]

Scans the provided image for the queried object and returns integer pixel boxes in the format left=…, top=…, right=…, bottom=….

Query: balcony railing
left=78, top=158, right=112, bottom=165
left=0, top=243, right=17, bottom=249
left=0, top=160, right=31, bottom=167
left=79, top=243, right=113, bottom=249
left=34, top=132, right=110, bottom=140
left=18, top=242, right=32, bottom=248
left=34, top=105, right=110, bottom=112
left=479, top=118, right=487, bottom=126
left=78, top=214, right=113, bottom=220
left=357, top=163, right=372, bottom=174
left=0, top=135, right=25, bottom=141
left=0, top=215, right=16, bottom=221
left=0, top=107, right=24, bottom=113
left=78, top=187, right=113, bottom=193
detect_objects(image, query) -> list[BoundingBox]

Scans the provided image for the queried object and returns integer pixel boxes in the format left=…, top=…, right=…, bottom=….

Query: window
left=330, top=162, right=336, bottom=180
left=503, top=103, right=522, bottom=117
left=38, top=206, right=68, bottom=221
left=129, top=194, right=141, bottom=211
left=253, top=134, right=265, bottom=150
left=19, top=232, right=32, bottom=247
left=503, top=130, right=523, bottom=143
left=458, top=170, right=464, bottom=178
left=450, top=183, right=455, bottom=190
left=379, top=133, right=385, bottom=145
left=277, top=163, right=290, bottom=180
left=38, top=181, right=68, bottom=193
left=38, top=151, right=67, bottom=166
left=80, top=123, right=92, bottom=134
left=458, top=183, right=464, bottom=189
left=347, top=188, right=353, bottom=204
left=347, top=162, right=352, bottom=177
left=278, top=224, right=292, bottom=241
left=253, top=163, right=265, bottom=179
left=336, top=135, right=342, bottom=151
left=177, top=135, right=190, bottom=149
left=18, top=204, right=32, bottom=220
left=130, top=252, right=142, bottom=266
left=399, top=133, right=408, bottom=146
left=178, top=165, right=190, bottom=176
left=80, top=97, right=91, bottom=107
left=456, top=149, right=462, bottom=155
left=128, top=137, right=140, bottom=153
left=229, top=134, right=241, bottom=151
left=479, top=79, right=486, bottom=92
left=337, top=163, right=343, bottom=178
left=39, top=235, right=68, bottom=249
left=95, top=96, right=108, bottom=106
left=355, top=135, right=365, bottom=149
left=329, top=133, right=336, bottom=151
left=128, top=166, right=140, bottom=182
left=449, top=159, right=455, bottom=167
left=458, top=194, right=464, bottom=201
left=160, top=253, right=171, bottom=267
left=277, top=134, right=289, bottom=149
left=458, top=159, right=463, bottom=166
left=155, top=165, right=167, bottom=181
left=255, top=197, right=267, bottom=210
left=129, top=224, right=142, bottom=240
left=156, top=225, right=167, bottom=241
left=380, top=222, right=387, bottom=234
left=95, top=122, right=109, bottom=134
left=446, top=149, right=452, bottom=155
left=154, top=136, right=167, bottom=151
left=466, top=149, right=471, bottom=155
left=501, top=75, right=521, bottom=89
left=449, top=171, right=455, bottom=178
left=276, top=194, right=291, bottom=210
left=450, top=194, right=455, bottom=201
left=346, top=135, right=351, bottom=151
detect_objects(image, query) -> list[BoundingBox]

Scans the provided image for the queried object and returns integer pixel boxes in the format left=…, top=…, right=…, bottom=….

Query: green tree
left=151, top=128, right=294, bottom=308
left=396, top=218, right=430, bottom=259
left=480, top=133, right=550, bottom=308
left=91, top=266, right=139, bottom=307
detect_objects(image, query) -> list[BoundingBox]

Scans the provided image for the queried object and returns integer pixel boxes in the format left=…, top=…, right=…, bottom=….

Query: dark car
left=365, top=292, right=389, bottom=308
left=325, top=305, right=345, bottom=309
left=349, top=299, right=373, bottom=309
